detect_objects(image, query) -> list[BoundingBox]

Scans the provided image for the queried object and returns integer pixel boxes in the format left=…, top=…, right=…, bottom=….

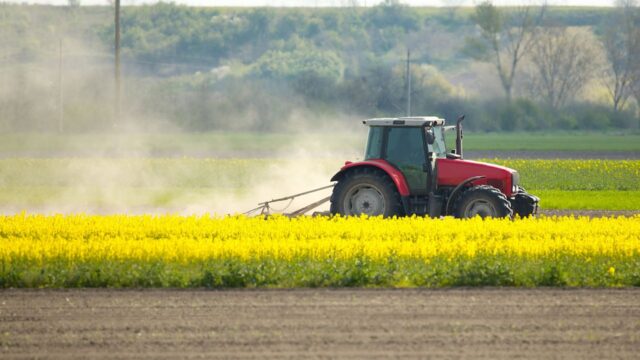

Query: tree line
left=0, top=1, right=638, bottom=132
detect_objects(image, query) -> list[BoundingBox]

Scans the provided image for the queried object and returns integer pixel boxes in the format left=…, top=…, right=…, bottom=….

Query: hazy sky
left=0, top=0, right=615, bottom=7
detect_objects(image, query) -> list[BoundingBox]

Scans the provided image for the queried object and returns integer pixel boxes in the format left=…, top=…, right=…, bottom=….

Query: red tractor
left=329, top=116, right=538, bottom=218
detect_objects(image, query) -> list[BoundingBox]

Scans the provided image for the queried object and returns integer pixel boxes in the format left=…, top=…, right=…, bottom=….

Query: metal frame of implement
left=244, top=184, right=336, bottom=217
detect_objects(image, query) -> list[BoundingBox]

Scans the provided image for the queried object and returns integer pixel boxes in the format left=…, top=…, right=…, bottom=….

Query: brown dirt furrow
left=1, top=288, right=639, bottom=359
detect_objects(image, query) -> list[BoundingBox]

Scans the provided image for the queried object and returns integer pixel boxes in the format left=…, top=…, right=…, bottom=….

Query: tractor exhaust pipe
left=456, top=115, right=465, bottom=159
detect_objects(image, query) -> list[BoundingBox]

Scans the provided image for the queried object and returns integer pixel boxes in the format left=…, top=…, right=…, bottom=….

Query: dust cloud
left=200, top=132, right=366, bottom=216
left=0, top=120, right=367, bottom=216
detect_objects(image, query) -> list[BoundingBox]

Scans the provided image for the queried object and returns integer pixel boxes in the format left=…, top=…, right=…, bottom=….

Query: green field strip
left=0, top=188, right=638, bottom=211
left=1, top=132, right=640, bottom=154
left=533, top=190, right=640, bottom=211
left=2, top=159, right=639, bottom=190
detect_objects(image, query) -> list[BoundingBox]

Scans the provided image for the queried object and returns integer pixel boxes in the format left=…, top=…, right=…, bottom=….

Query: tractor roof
left=363, top=116, right=445, bottom=127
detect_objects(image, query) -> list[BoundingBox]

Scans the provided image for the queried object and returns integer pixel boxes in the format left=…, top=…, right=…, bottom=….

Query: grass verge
left=536, top=190, right=640, bottom=210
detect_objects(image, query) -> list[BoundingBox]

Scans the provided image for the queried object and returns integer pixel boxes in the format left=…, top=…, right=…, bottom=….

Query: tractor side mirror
left=425, top=129, right=435, bottom=145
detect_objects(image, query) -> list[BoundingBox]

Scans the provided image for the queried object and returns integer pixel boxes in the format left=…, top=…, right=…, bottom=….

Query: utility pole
left=405, top=49, right=411, bottom=117
left=58, top=39, right=64, bottom=133
left=114, top=0, right=121, bottom=127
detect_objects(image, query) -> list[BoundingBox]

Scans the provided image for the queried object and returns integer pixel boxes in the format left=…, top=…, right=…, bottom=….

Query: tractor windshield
left=430, top=126, right=447, bottom=158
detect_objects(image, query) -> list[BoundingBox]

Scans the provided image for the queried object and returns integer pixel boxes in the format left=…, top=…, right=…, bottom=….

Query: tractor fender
left=330, top=160, right=411, bottom=197
left=444, top=175, right=485, bottom=215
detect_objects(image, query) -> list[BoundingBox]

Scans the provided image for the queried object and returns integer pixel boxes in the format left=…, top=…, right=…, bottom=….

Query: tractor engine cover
left=437, top=158, right=516, bottom=197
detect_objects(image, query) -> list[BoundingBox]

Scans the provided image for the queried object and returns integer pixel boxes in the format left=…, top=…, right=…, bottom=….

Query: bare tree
left=527, top=27, right=601, bottom=109
left=602, top=0, right=640, bottom=111
left=473, top=1, right=546, bottom=101
left=633, top=71, right=640, bottom=111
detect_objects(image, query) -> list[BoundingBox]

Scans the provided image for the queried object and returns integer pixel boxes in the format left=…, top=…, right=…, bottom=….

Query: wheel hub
left=464, top=200, right=496, bottom=218
left=345, top=185, right=385, bottom=216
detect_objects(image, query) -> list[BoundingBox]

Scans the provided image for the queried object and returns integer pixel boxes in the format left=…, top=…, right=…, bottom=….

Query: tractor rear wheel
left=330, top=168, right=403, bottom=217
left=452, top=185, right=513, bottom=219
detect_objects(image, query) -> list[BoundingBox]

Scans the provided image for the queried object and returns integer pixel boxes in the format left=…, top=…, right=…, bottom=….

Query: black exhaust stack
left=456, top=115, right=465, bottom=159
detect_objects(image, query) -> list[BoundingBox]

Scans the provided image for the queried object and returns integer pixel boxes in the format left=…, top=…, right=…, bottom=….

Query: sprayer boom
left=244, top=184, right=335, bottom=217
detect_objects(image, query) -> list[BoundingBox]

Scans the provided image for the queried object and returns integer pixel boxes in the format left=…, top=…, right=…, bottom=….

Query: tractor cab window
left=385, top=127, right=428, bottom=195
left=386, top=127, right=425, bottom=165
left=364, top=126, right=384, bottom=159
left=430, top=126, right=447, bottom=158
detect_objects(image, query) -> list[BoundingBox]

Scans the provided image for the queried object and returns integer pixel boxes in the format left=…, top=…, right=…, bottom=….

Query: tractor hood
left=437, top=158, right=517, bottom=197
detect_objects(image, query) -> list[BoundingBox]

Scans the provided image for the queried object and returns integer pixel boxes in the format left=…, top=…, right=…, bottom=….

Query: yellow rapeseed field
left=1, top=214, right=639, bottom=287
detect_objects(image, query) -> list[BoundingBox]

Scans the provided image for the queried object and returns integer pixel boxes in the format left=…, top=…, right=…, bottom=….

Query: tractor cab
left=362, top=117, right=447, bottom=197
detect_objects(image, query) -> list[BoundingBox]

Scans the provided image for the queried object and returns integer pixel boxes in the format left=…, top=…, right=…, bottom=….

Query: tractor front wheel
left=452, top=185, right=513, bottom=219
left=330, top=168, right=403, bottom=217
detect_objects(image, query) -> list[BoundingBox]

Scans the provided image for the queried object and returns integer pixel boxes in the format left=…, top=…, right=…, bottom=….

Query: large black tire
left=452, top=185, right=513, bottom=219
left=330, top=167, right=403, bottom=217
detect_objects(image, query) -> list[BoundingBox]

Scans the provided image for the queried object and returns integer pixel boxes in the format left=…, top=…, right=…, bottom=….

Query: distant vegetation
left=0, top=2, right=639, bottom=133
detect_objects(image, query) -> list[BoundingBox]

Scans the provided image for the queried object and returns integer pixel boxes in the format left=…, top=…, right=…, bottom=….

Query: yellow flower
left=1, top=214, right=639, bottom=264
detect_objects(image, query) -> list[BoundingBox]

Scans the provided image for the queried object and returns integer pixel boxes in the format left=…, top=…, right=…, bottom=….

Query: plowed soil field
left=1, top=289, right=639, bottom=359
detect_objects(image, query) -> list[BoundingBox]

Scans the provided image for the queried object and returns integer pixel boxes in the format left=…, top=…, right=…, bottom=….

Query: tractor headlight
left=511, top=171, right=520, bottom=193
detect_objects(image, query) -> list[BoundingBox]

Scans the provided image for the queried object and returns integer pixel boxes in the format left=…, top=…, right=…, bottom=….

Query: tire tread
left=452, top=185, right=513, bottom=219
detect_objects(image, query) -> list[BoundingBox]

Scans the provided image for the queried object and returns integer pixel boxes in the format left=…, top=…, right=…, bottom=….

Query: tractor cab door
left=384, top=127, right=430, bottom=195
